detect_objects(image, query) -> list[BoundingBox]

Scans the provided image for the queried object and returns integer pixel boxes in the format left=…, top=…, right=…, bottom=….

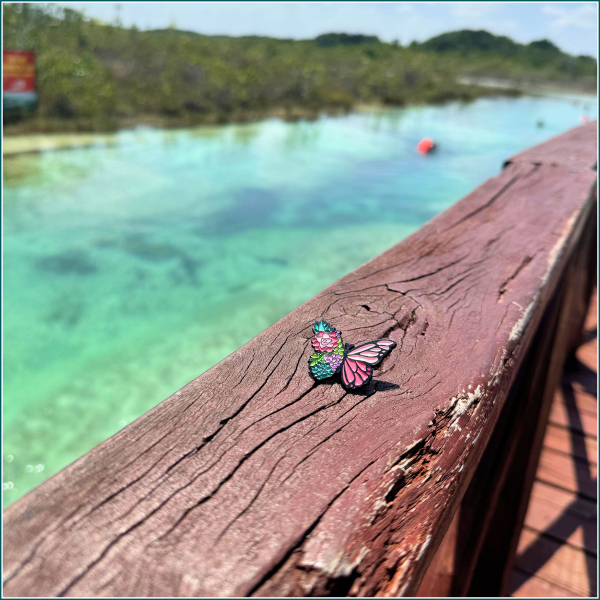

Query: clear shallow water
left=3, top=94, right=596, bottom=507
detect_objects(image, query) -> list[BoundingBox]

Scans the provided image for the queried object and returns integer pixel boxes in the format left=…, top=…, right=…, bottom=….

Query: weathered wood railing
left=3, top=123, right=597, bottom=597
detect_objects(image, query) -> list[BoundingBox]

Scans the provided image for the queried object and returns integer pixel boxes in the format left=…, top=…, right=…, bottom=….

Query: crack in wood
left=498, top=254, right=536, bottom=300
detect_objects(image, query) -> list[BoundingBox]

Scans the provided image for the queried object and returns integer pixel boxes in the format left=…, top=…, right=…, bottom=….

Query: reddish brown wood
left=559, top=386, right=597, bottom=418
left=537, top=450, right=597, bottom=500
left=523, top=482, right=596, bottom=553
left=510, top=289, right=597, bottom=597
left=549, top=402, right=598, bottom=439
left=510, top=567, right=587, bottom=598
left=528, top=480, right=597, bottom=522
left=450, top=228, right=587, bottom=595
left=415, top=510, right=460, bottom=596
left=504, top=121, right=598, bottom=174
left=543, top=424, right=597, bottom=465
left=577, top=342, right=598, bottom=372
left=514, top=529, right=597, bottom=596
left=466, top=196, right=597, bottom=596
left=3, top=123, right=597, bottom=597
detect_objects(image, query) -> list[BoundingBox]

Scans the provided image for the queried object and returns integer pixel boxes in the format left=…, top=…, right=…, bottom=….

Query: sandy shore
left=3, top=132, right=120, bottom=157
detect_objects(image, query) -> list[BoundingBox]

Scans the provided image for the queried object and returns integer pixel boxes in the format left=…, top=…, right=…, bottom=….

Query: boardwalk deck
left=510, top=291, right=597, bottom=598
left=3, top=123, right=597, bottom=597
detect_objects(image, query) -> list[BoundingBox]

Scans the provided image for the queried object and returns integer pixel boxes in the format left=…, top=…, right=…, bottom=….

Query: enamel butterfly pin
left=309, top=320, right=396, bottom=389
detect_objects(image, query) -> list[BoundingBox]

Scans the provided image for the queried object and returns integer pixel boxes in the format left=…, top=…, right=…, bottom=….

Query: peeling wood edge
left=393, top=177, right=598, bottom=596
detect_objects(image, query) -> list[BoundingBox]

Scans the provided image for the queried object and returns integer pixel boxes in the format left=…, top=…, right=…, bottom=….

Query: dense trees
left=3, top=4, right=596, bottom=132
left=417, top=29, right=594, bottom=77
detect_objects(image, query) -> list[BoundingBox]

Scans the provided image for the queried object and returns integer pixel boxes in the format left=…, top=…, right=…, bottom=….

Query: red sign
left=3, top=50, right=36, bottom=94
left=3, top=50, right=37, bottom=110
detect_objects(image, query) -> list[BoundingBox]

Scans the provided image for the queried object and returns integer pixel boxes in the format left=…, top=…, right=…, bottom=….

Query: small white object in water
left=25, top=464, right=34, bottom=473
left=5, top=454, right=14, bottom=462
left=3, top=482, right=14, bottom=490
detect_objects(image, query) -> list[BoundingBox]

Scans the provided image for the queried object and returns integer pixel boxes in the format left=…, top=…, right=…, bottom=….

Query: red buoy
left=417, top=137, right=436, bottom=154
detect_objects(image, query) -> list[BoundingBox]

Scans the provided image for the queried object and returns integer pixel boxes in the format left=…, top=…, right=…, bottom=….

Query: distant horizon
left=50, top=2, right=598, bottom=58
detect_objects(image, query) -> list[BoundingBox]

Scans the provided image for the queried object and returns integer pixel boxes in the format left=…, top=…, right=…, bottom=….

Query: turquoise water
left=3, top=94, right=596, bottom=507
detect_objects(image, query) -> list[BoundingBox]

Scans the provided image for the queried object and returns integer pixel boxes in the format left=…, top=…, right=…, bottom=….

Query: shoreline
left=2, top=105, right=351, bottom=156
left=3, top=84, right=521, bottom=156
left=3, top=85, right=596, bottom=158
left=2, top=132, right=121, bottom=157
left=458, top=75, right=597, bottom=98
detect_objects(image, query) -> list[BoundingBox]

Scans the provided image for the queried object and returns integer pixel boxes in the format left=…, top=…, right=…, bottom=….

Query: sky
left=52, top=2, right=598, bottom=57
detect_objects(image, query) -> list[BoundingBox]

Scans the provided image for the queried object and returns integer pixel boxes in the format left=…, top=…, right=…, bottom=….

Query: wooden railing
left=3, top=123, right=597, bottom=597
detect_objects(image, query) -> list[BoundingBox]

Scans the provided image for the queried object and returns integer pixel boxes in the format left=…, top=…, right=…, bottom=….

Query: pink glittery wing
left=346, top=339, right=396, bottom=366
left=341, top=358, right=373, bottom=389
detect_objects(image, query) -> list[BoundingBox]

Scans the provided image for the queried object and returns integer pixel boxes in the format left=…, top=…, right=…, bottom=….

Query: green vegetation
left=413, top=30, right=596, bottom=82
left=314, top=33, right=382, bottom=47
left=3, top=4, right=596, bottom=133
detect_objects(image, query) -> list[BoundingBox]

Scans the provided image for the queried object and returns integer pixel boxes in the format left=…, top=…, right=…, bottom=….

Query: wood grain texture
left=543, top=424, right=597, bottom=465
left=515, top=529, right=597, bottom=597
left=559, top=385, right=597, bottom=418
left=504, top=121, right=598, bottom=174
left=415, top=510, right=460, bottom=597
left=3, top=123, right=597, bottom=597
left=577, top=341, right=598, bottom=372
left=535, top=450, right=597, bottom=500
left=510, top=567, right=588, bottom=597
left=523, top=482, right=596, bottom=553
left=548, top=401, right=598, bottom=438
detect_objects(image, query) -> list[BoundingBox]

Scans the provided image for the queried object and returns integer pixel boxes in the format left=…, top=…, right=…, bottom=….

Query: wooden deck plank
left=576, top=342, right=597, bottom=372
left=514, top=528, right=596, bottom=597
left=582, top=290, right=597, bottom=330
left=511, top=287, right=597, bottom=597
left=536, top=448, right=597, bottom=499
left=576, top=290, right=597, bottom=373
left=529, top=480, right=597, bottom=521
left=558, top=383, right=597, bottom=418
left=510, top=567, right=587, bottom=597
left=3, top=125, right=597, bottom=598
left=542, top=423, right=597, bottom=465
left=559, top=369, right=597, bottom=414
left=524, top=482, right=596, bottom=554
left=548, top=402, right=597, bottom=439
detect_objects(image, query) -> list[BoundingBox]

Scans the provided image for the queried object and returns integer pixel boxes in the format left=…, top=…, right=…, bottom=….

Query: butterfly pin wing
left=340, top=339, right=397, bottom=389
left=341, top=358, right=373, bottom=389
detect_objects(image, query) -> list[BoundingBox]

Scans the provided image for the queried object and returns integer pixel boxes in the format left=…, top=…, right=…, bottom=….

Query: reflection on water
left=2, top=95, right=596, bottom=506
